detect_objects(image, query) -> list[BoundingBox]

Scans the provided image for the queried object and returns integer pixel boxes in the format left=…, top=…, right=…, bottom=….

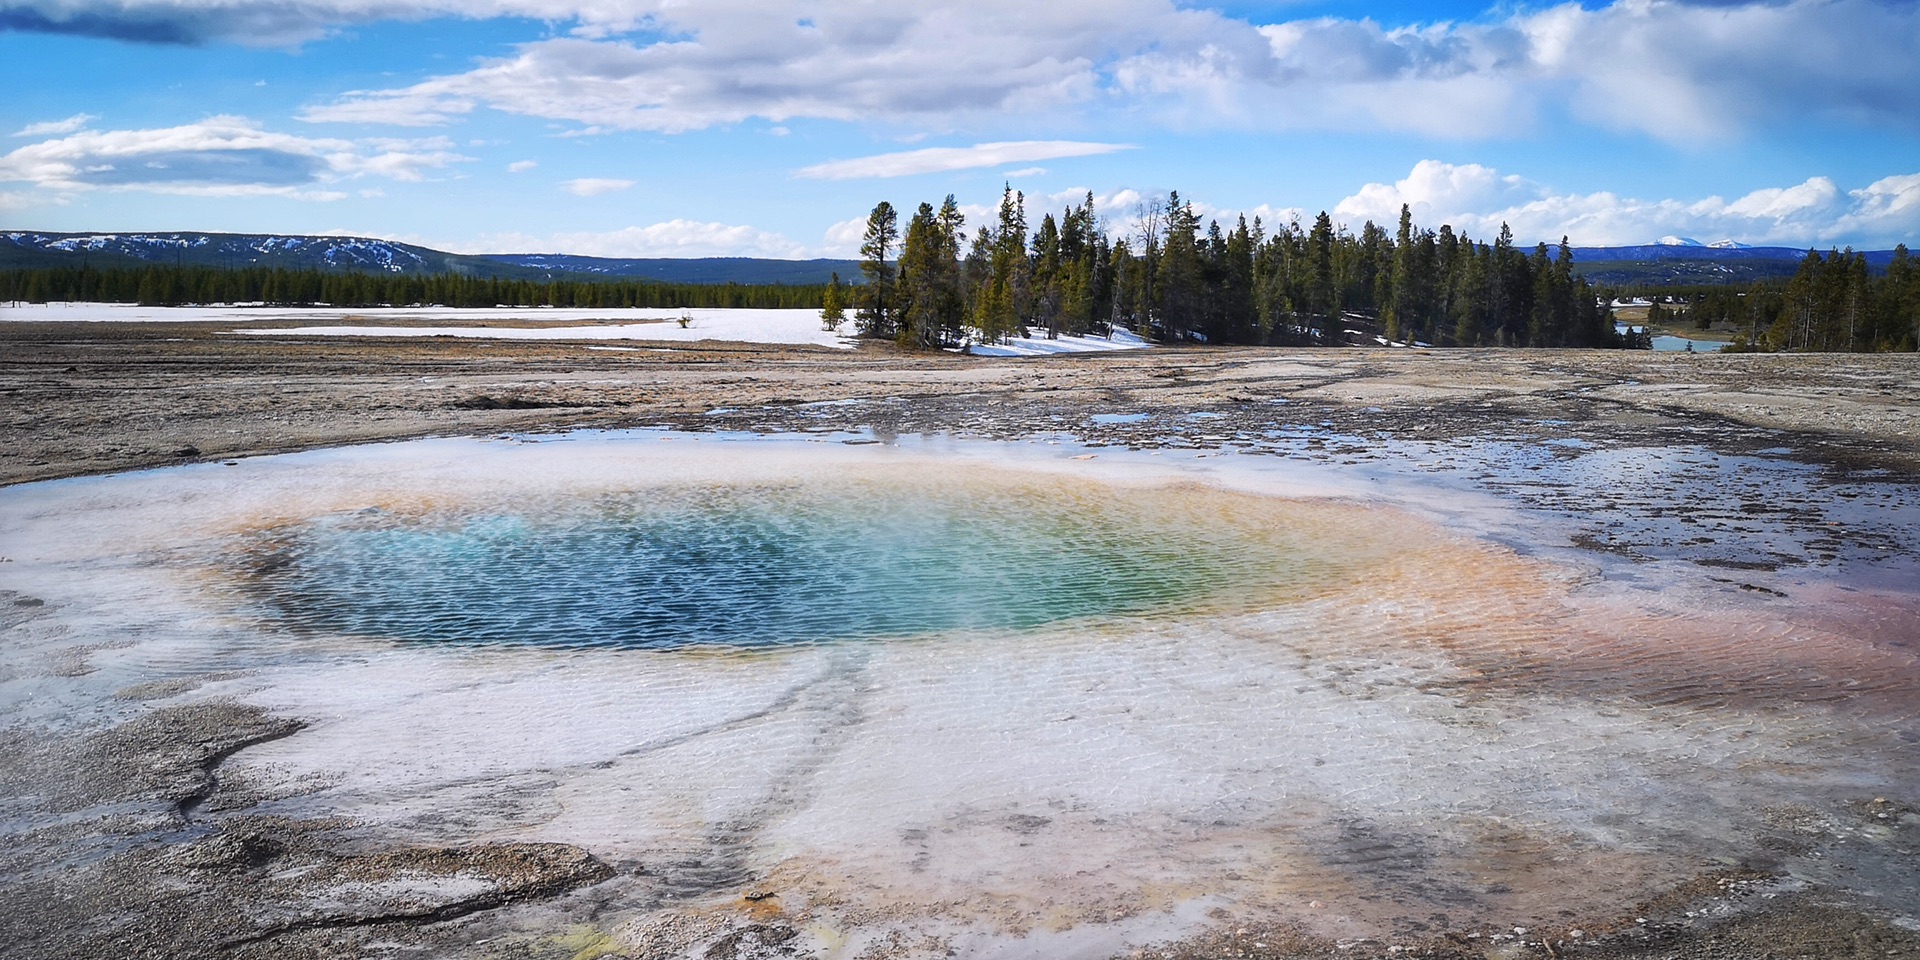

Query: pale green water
left=239, top=471, right=1357, bottom=650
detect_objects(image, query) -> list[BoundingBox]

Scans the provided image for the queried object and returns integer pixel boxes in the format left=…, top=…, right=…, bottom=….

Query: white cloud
left=266, top=0, right=1917, bottom=143
left=1834, top=173, right=1920, bottom=240
left=5, top=2, right=1916, bottom=143
left=819, top=216, right=869, bottom=258
left=507, top=159, right=538, bottom=172
left=1003, top=167, right=1047, bottom=178
left=1327, top=160, right=1920, bottom=248
left=466, top=220, right=811, bottom=259
left=291, top=4, right=1190, bottom=133
left=1334, top=160, right=1539, bottom=227
left=796, top=141, right=1132, bottom=181
left=562, top=177, right=634, bottom=196
left=0, top=117, right=470, bottom=198
left=12, top=114, right=97, bottom=137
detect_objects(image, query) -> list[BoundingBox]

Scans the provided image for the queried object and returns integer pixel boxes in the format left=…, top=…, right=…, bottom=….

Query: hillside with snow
left=3, top=229, right=1902, bottom=289
left=1, top=232, right=858, bottom=285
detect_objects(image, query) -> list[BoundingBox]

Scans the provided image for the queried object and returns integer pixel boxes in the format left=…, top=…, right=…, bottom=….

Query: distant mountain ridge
left=1, top=229, right=1903, bottom=287
left=1569, top=241, right=1900, bottom=284
left=473, top=253, right=862, bottom=285
left=1574, top=242, right=1896, bottom=265
left=1, top=231, right=859, bottom=286
left=1, top=230, right=458, bottom=274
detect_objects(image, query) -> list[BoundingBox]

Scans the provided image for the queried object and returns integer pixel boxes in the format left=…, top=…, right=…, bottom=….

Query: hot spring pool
left=2, top=431, right=1916, bottom=956
left=237, top=467, right=1393, bottom=650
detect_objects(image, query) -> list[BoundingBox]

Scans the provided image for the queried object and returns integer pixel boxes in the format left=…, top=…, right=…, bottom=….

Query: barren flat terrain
left=2, top=320, right=1918, bottom=960
left=3, top=320, right=1916, bottom=486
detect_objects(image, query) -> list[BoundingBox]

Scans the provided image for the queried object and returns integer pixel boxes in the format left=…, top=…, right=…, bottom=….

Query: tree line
left=10, top=222, right=1910, bottom=354
left=1753, top=247, right=1915, bottom=351
left=0, top=264, right=827, bottom=310
left=828, top=188, right=1620, bottom=349
left=1620, top=246, right=1918, bottom=352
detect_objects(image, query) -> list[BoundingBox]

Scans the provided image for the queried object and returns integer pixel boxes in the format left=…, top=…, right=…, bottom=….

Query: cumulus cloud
left=1328, top=159, right=1920, bottom=248
left=468, top=220, right=811, bottom=259
left=0, top=117, right=469, bottom=197
left=796, top=141, right=1132, bottom=181
left=506, top=159, right=538, bottom=173
left=10, top=1, right=1915, bottom=149
left=1, top=0, right=606, bottom=46
left=1334, top=160, right=1539, bottom=228
left=562, top=177, right=633, bottom=196
left=293, top=0, right=1169, bottom=135
left=272, top=0, right=1920, bottom=143
left=12, top=114, right=97, bottom=137
left=819, top=216, right=869, bottom=257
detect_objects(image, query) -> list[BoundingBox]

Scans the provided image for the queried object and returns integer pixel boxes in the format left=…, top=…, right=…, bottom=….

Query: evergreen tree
left=1385, top=205, right=1414, bottom=342
left=1307, top=212, right=1338, bottom=342
left=1215, top=215, right=1256, bottom=344
left=975, top=186, right=1030, bottom=344
left=895, top=202, right=943, bottom=347
left=1031, top=212, right=1064, bottom=339
left=856, top=201, right=899, bottom=338
left=932, top=195, right=969, bottom=346
left=820, top=272, right=846, bottom=331
left=1156, top=193, right=1204, bottom=341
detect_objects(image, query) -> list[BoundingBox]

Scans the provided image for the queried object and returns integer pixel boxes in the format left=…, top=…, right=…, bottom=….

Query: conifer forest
left=5, top=192, right=1915, bottom=353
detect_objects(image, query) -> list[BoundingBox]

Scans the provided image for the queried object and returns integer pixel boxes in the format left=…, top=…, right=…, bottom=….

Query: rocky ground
left=2, top=320, right=1918, bottom=959
left=2, top=320, right=1916, bottom=487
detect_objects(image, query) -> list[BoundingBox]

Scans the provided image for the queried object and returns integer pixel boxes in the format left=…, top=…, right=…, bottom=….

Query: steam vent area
left=3, top=425, right=1918, bottom=960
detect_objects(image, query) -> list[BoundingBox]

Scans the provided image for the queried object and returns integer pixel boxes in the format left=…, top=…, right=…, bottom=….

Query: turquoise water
left=239, top=474, right=1336, bottom=650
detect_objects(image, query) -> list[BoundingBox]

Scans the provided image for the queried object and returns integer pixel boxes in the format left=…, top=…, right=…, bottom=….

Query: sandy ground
left=2, top=320, right=1916, bottom=487
left=3, top=320, right=1919, bottom=960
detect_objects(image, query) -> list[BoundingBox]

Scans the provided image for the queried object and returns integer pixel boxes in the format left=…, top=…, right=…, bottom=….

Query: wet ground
left=2, top=322, right=1918, bottom=959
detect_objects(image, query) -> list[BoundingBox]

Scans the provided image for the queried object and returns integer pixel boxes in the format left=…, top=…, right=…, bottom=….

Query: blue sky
left=3, top=0, right=1918, bottom=257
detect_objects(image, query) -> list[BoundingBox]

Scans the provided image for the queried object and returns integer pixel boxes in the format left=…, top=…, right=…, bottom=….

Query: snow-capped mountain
left=1572, top=241, right=1900, bottom=284
left=1, top=229, right=1896, bottom=288
left=0, top=231, right=858, bottom=285
left=0, top=231, right=451, bottom=274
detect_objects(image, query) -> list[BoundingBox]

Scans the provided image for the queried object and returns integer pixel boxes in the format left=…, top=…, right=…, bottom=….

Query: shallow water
left=237, top=470, right=1371, bottom=650
left=2, top=431, right=1916, bottom=954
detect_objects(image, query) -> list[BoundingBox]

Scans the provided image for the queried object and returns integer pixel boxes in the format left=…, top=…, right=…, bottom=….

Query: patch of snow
left=1656, top=236, right=1705, bottom=247
left=0, top=303, right=856, bottom=349
left=3, top=303, right=1162, bottom=357
left=963, top=327, right=1152, bottom=358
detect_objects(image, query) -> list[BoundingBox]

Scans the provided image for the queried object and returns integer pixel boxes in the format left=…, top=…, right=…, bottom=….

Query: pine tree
left=1386, top=205, right=1414, bottom=343
left=855, top=201, right=899, bottom=338
left=891, top=199, right=967, bottom=349
left=1031, top=212, right=1063, bottom=339
left=896, top=203, right=941, bottom=347
left=933, top=195, right=968, bottom=347
left=1453, top=238, right=1486, bottom=346
left=1307, top=212, right=1337, bottom=342
left=819, top=272, right=846, bottom=331
left=974, top=186, right=1030, bottom=344
left=1156, top=193, right=1204, bottom=341
left=1218, top=215, right=1256, bottom=344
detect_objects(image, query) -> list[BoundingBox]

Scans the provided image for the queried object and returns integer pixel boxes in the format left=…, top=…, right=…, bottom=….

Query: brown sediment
left=3, top=320, right=1918, bottom=489
left=2, top=323, right=1919, bottom=958
left=0, top=699, right=613, bottom=960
